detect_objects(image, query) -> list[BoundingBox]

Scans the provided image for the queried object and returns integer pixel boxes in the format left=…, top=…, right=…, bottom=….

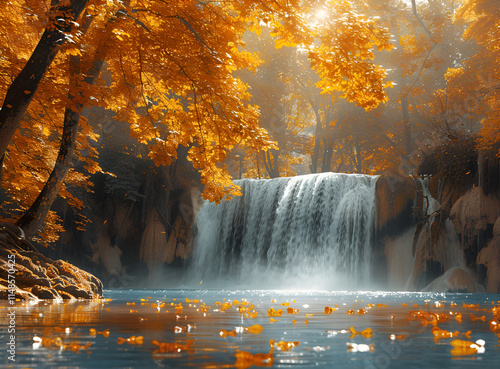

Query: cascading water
left=189, top=173, right=378, bottom=289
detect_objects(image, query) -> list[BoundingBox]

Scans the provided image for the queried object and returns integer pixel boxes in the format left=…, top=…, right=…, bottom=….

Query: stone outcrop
left=0, top=223, right=103, bottom=300
left=477, top=217, right=500, bottom=293
left=49, top=146, right=203, bottom=288
left=422, top=267, right=478, bottom=293
left=374, top=171, right=419, bottom=287
left=139, top=188, right=199, bottom=282
left=408, top=219, right=466, bottom=291
left=450, top=187, right=499, bottom=249
left=376, top=172, right=419, bottom=236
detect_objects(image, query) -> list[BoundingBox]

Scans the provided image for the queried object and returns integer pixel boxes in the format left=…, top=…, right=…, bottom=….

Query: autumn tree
left=0, top=0, right=100, bottom=243
left=237, top=0, right=395, bottom=177
left=315, top=0, right=479, bottom=177
left=1, top=0, right=396, bottom=242
left=305, top=1, right=393, bottom=172
left=1, top=0, right=278, bottom=240
left=291, top=54, right=338, bottom=174
left=0, top=0, right=88, bottom=159
left=14, top=2, right=136, bottom=238
left=233, top=0, right=396, bottom=178
left=379, top=0, right=472, bottom=157
left=452, top=0, right=500, bottom=155
left=236, top=29, right=314, bottom=178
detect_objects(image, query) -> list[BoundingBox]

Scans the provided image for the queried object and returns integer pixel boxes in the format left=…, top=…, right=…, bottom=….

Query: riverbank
left=0, top=222, right=102, bottom=300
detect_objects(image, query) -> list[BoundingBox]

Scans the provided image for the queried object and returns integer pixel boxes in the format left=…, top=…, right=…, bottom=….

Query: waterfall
left=385, top=225, right=417, bottom=290
left=189, top=173, right=378, bottom=289
left=421, top=177, right=440, bottom=220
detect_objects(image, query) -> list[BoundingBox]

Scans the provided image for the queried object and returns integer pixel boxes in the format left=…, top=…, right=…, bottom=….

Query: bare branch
left=117, top=9, right=150, bottom=31
left=411, top=0, right=437, bottom=43
left=405, top=43, right=437, bottom=97
left=175, top=15, right=215, bottom=55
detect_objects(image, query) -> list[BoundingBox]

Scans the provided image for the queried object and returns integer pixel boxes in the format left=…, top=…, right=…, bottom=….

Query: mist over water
left=189, top=173, right=378, bottom=290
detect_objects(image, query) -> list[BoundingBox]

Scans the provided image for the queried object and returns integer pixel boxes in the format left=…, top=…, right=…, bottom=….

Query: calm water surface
left=1, top=289, right=499, bottom=368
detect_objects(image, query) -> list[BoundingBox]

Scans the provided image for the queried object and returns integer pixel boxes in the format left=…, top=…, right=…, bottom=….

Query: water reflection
left=0, top=290, right=499, bottom=368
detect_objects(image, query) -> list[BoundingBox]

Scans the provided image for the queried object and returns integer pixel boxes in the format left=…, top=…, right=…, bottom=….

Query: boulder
left=422, top=267, right=478, bottom=293
left=450, top=186, right=499, bottom=250
left=0, top=223, right=103, bottom=300
left=477, top=217, right=500, bottom=293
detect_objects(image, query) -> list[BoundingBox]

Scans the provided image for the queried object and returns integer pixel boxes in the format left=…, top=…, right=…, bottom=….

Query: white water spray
left=189, top=173, right=378, bottom=289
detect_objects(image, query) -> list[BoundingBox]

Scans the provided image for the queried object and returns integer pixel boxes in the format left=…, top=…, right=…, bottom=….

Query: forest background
left=0, top=0, right=498, bottom=285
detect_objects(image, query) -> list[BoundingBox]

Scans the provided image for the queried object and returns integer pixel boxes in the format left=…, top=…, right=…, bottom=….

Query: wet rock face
left=477, top=217, right=500, bottom=293
left=449, top=187, right=500, bottom=266
left=0, top=223, right=103, bottom=300
left=376, top=172, right=418, bottom=237
left=406, top=218, right=467, bottom=291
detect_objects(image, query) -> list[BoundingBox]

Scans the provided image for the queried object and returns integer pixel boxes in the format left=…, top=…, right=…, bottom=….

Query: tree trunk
left=320, top=112, right=338, bottom=173
left=16, top=14, right=114, bottom=237
left=321, top=138, right=333, bottom=172
left=262, top=151, right=271, bottom=177
left=238, top=155, right=243, bottom=179
left=0, top=0, right=88, bottom=159
left=256, top=152, right=261, bottom=178
left=269, top=150, right=280, bottom=178
left=309, top=107, right=322, bottom=174
left=295, top=77, right=323, bottom=174
left=15, top=59, right=96, bottom=236
left=262, top=150, right=279, bottom=178
left=15, top=106, right=80, bottom=236
left=354, top=136, right=362, bottom=173
left=401, top=95, right=412, bottom=155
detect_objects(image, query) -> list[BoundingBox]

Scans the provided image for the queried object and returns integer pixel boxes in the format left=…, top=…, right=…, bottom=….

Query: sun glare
left=315, top=9, right=328, bottom=20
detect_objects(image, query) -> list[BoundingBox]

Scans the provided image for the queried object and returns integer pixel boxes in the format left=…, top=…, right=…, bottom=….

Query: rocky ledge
left=0, top=222, right=103, bottom=300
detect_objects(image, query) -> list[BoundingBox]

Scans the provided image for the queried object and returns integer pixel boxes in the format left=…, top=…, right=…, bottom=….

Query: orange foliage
left=454, top=0, right=500, bottom=155
left=1, top=0, right=397, bottom=243
left=308, top=0, right=393, bottom=111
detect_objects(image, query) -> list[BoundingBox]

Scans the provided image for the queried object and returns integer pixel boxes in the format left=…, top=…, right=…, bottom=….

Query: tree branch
left=405, top=43, right=437, bottom=98
left=411, top=0, right=437, bottom=43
